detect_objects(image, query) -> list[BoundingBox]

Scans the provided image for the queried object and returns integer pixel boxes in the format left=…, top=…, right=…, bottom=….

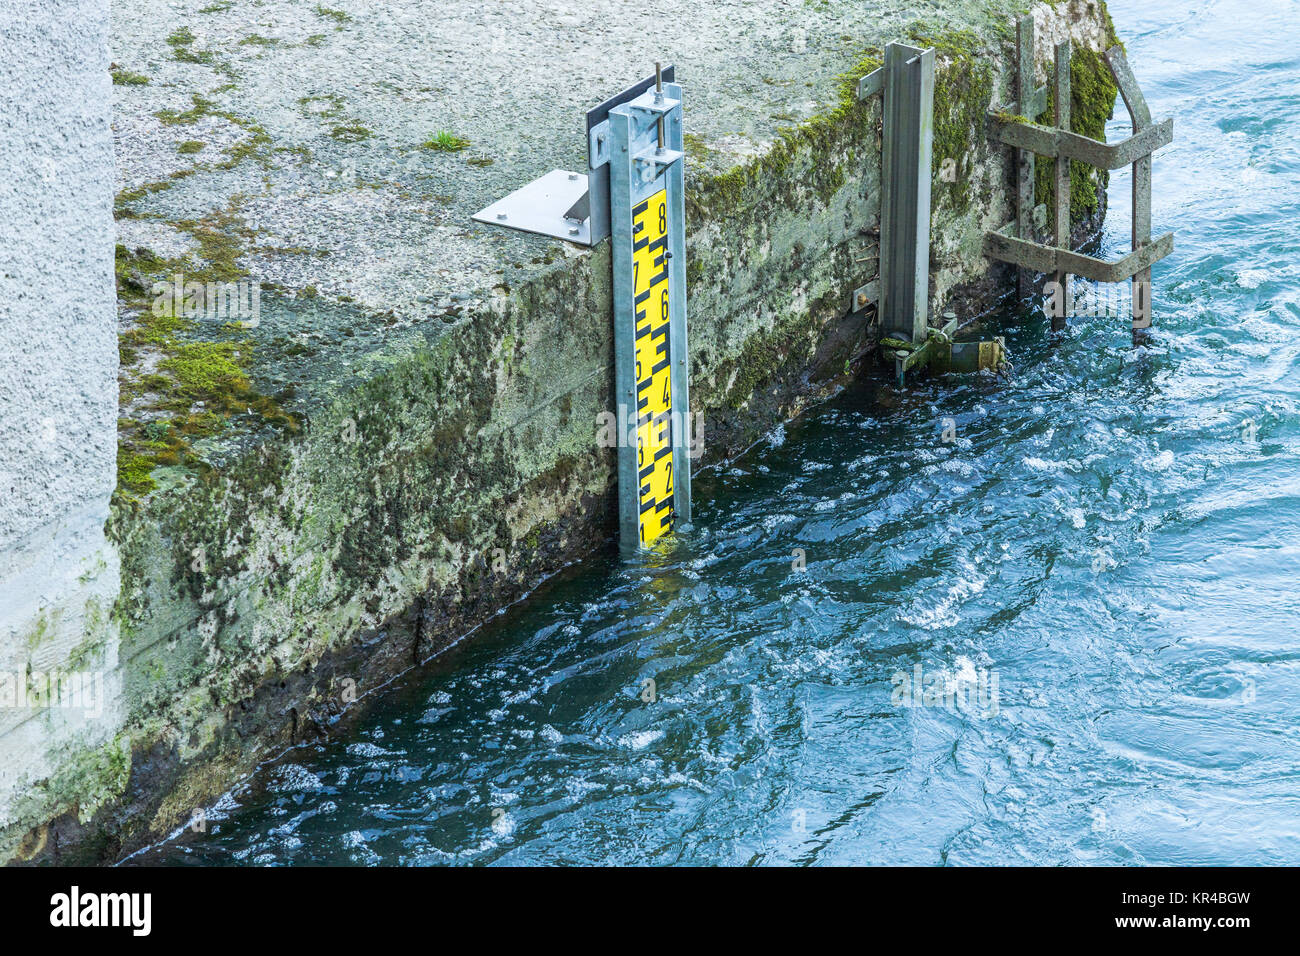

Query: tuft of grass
left=422, top=130, right=470, bottom=152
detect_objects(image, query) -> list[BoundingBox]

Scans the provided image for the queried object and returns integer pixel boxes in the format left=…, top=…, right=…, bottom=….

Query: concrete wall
left=0, top=0, right=123, bottom=859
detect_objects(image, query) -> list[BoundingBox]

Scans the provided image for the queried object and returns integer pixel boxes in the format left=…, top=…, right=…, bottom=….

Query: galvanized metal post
left=606, top=78, right=689, bottom=552
left=1052, top=39, right=1071, bottom=332
left=857, top=38, right=1006, bottom=383
left=879, top=42, right=935, bottom=348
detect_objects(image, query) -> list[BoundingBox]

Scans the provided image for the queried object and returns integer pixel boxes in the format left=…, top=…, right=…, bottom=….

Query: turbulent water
left=135, top=0, right=1300, bottom=865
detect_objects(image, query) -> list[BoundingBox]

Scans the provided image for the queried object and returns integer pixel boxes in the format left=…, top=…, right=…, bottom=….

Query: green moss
left=1100, top=3, right=1124, bottom=50
left=218, top=124, right=273, bottom=170
left=155, top=93, right=219, bottom=126
left=111, top=66, right=149, bottom=86
left=167, top=27, right=215, bottom=65
left=161, top=342, right=249, bottom=397
left=330, top=122, right=372, bottom=143
left=115, top=311, right=296, bottom=499
left=186, top=204, right=253, bottom=281
left=66, top=605, right=107, bottom=671
left=199, top=1, right=232, bottom=11
left=682, top=132, right=712, bottom=163
left=685, top=255, right=705, bottom=287
left=113, top=202, right=297, bottom=502
left=150, top=94, right=273, bottom=172
left=123, top=311, right=187, bottom=347
left=1034, top=44, right=1119, bottom=234
left=239, top=34, right=280, bottom=47
left=24, top=610, right=59, bottom=652
left=910, top=28, right=994, bottom=207
left=467, top=157, right=494, bottom=167
left=423, top=131, right=470, bottom=152
left=57, top=736, right=131, bottom=826
left=118, top=451, right=159, bottom=495
left=689, top=47, right=881, bottom=218
left=314, top=4, right=351, bottom=24
left=299, top=93, right=345, bottom=119
left=725, top=310, right=819, bottom=410
left=178, top=140, right=205, bottom=154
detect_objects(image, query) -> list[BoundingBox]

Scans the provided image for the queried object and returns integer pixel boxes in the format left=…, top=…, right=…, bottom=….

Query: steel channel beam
left=879, top=42, right=934, bottom=345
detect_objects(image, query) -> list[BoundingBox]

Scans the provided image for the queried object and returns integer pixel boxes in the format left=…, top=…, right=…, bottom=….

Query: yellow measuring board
left=632, top=189, right=675, bottom=545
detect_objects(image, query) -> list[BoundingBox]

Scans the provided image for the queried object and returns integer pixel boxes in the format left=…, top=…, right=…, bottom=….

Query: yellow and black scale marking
left=632, top=188, right=675, bottom=546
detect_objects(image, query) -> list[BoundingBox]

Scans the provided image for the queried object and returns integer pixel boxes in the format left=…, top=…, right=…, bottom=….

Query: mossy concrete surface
left=4, top=0, right=1121, bottom=862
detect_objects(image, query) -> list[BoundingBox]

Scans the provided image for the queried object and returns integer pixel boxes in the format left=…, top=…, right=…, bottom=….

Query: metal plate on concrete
left=850, top=278, right=879, bottom=313
left=471, top=169, right=591, bottom=243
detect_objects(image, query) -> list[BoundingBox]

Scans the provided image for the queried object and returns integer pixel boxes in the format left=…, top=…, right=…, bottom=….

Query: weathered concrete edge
left=5, top=0, right=1119, bottom=864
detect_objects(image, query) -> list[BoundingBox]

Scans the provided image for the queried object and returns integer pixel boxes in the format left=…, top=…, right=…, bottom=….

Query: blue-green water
left=136, top=0, right=1300, bottom=865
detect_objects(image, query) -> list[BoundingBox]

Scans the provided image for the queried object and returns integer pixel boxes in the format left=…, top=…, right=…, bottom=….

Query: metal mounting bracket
left=471, top=169, right=593, bottom=243
left=879, top=314, right=1008, bottom=387
left=471, top=66, right=676, bottom=246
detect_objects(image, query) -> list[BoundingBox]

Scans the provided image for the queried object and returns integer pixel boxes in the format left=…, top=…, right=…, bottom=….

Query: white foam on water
left=618, top=729, right=664, bottom=750
left=268, top=764, right=324, bottom=793
left=1142, top=449, right=1175, bottom=471
left=539, top=724, right=563, bottom=745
